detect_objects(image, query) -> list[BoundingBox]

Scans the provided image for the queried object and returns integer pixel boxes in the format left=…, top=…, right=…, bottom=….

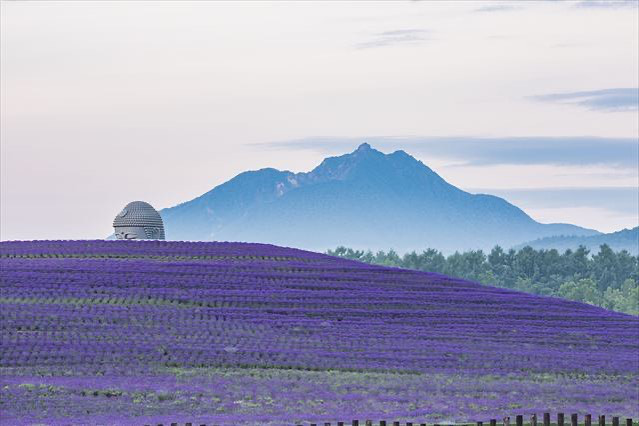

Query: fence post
left=613, top=417, right=619, bottom=426
left=599, top=416, right=606, bottom=426
left=517, top=415, right=523, bottom=426
left=171, top=423, right=178, bottom=426
left=585, top=415, right=592, bottom=426
left=572, top=414, right=578, bottom=426
left=353, top=421, right=359, bottom=426
left=325, top=423, right=332, bottom=426
left=626, top=419, right=632, bottom=426
left=407, top=423, right=413, bottom=426
left=338, top=422, right=344, bottom=426
left=531, top=414, right=537, bottom=426
left=490, top=419, right=497, bottom=426
left=380, top=422, right=386, bottom=426
left=478, top=422, right=484, bottom=426
left=544, top=414, right=550, bottom=426
left=558, top=413, right=565, bottom=426
left=365, top=422, right=372, bottom=426
left=394, top=422, right=400, bottom=426
left=504, top=416, right=510, bottom=426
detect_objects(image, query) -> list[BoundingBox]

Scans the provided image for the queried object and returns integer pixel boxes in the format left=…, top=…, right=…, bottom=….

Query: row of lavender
left=1, top=240, right=637, bottom=425
left=0, top=239, right=332, bottom=260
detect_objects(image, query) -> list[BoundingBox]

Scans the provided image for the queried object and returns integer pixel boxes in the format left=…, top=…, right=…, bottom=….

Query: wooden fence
left=144, top=413, right=636, bottom=426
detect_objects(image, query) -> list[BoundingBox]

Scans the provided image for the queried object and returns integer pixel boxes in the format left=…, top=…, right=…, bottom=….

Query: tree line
left=326, top=244, right=638, bottom=315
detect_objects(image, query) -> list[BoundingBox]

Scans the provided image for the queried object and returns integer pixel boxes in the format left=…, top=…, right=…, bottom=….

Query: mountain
left=516, top=227, right=638, bottom=254
left=160, top=143, right=599, bottom=253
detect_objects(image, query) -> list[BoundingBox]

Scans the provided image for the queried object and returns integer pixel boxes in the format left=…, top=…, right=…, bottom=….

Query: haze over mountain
left=517, top=227, right=638, bottom=255
left=161, top=143, right=599, bottom=253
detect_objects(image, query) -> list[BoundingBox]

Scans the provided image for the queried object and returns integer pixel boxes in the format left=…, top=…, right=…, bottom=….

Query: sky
left=1, top=0, right=638, bottom=240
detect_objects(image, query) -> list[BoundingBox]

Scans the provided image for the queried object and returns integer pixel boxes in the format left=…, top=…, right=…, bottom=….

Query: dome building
left=113, top=201, right=165, bottom=240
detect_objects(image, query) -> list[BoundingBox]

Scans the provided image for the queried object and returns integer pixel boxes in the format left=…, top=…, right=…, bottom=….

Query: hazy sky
left=1, top=0, right=638, bottom=240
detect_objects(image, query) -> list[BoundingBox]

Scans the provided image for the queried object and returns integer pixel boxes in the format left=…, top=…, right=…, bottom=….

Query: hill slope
left=160, top=143, right=598, bottom=253
left=518, top=226, right=639, bottom=254
left=1, top=240, right=637, bottom=425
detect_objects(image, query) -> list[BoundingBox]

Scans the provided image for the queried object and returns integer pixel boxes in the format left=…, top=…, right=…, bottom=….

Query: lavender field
left=1, top=240, right=638, bottom=426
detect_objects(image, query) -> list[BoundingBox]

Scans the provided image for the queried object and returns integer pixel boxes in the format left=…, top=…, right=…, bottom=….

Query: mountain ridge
left=160, top=143, right=599, bottom=252
left=516, top=226, right=638, bottom=254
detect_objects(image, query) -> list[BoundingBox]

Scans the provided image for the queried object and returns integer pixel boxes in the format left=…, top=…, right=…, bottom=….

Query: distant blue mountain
left=160, top=143, right=599, bottom=253
left=516, top=227, right=638, bottom=254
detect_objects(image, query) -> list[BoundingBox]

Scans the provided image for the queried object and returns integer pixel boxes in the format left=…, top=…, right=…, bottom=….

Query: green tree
left=557, top=278, right=600, bottom=305
left=420, top=248, right=446, bottom=274
left=326, top=244, right=638, bottom=316
left=603, top=279, right=639, bottom=315
left=591, top=244, right=619, bottom=291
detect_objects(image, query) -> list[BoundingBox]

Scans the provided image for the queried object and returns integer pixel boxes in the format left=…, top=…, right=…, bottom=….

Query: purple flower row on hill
left=1, top=240, right=637, bottom=425
left=0, top=240, right=330, bottom=260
